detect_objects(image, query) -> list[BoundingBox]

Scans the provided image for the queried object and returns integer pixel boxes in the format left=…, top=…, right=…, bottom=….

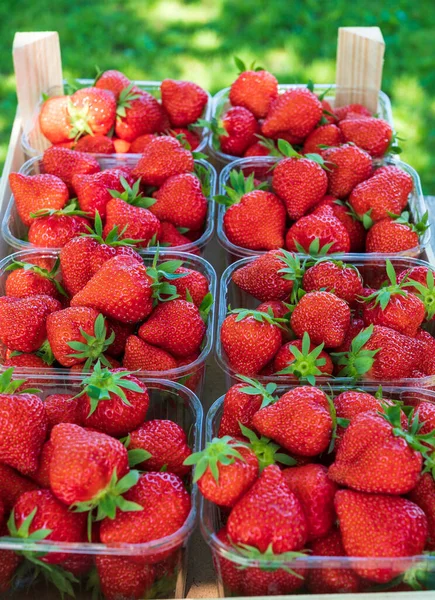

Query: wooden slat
left=335, top=26, right=385, bottom=112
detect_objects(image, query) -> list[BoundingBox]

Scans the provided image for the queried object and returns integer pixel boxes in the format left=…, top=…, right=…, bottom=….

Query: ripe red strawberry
left=210, top=107, right=259, bottom=156
left=333, top=390, right=383, bottom=451
left=39, top=96, right=74, bottom=143
left=115, top=87, right=167, bottom=142
left=170, top=267, right=209, bottom=306
left=414, top=330, right=435, bottom=375
left=221, top=310, right=283, bottom=375
left=0, top=464, right=39, bottom=510
left=408, top=472, right=435, bottom=550
left=262, top=88, right=322, bottom=139
left=307, top=529, right=363, bottom=593
left=252, top=386, right=333, bottom=456
left=11, top=489, right=86, bottom=563
left=302, top=124, right=343, bottom=154
left=161, top=79, right=208, bottom=126
left=5, top=259, right=64, bottom=299
left=95, top=69, right=131, bottom=100
left=74, top=134, right=115, bottom=154
left=311, top=196, right=366, bottom=252
left=158, top=221, right=200, bottom=252
left=334, top=103, right=371, bottom=121
left=335, top=489, right=427, bottom=583
left=220, top=171, right=286, bottom=250
left=41, top=146, right=100, bottom=191
left=9, top=173, right=69, bottom=227
left=303, top=260, right=363, bottom=305
left=373, top=165, right=414, bottom=200
left=104, top=319, right=135, bottom=358
left=49, top=422, right=129, bottom=506
left=272, top=151, right=328, bottom=220
left=339, top=117, right=393, bottom=157
left=0, top=295, right=60, bottom=352
left=186, top=437, right=258, bottom=506
left=132, top=136, right=194, bottom=186
left=229, top=64, right=278, bottom=119
left=291, top=291, right=351, bottom=348
left=169, top=127, right=200, bottom=150
left=322, top=144, right=372, bottom=198
left=273, top=335, right=334, bottom=380
left=283, top=464, right=337, bottom=540
left=96, top=555, right=155, bottom=600
left=28, top=205, right=90, bottom=248
left=44, top=393, right=82, bottom=432
left=410, top=396, right=435, bottom=435
left=71, top=255, right=154, bottom=324
left=227, top=464, right=307, bottom=551
left=218, top=379, right=272, bottom=438
left=72, top=168, right=133, bottom=219
left=99, top=471, right=191, bottom=553
left=79, top=365, right=149, bottom=437
left=243, top=140, right=272, bottom=157
left=285, top=206, right=351, bottom=254
left=3, top=353, right=49, bottom=369
left=397, top=265, right=431, bottom=293
left=231, top=250, right=303, bottom=302
left=69, top=87, right=116, bottom=137
left=129, top=133, right=157, bottom=152
left=365, top=215, right=426, bottom=253
left=151, top=172, right=207, bottom=231
left=122, top=335, right=177, bottom=372
left=320, top=98, right=337, bottom=123
left=138, top=298, right=206, bottom=358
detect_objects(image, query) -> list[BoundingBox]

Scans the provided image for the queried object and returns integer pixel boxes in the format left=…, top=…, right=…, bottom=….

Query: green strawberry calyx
left=234, top=56, right=265, bottom=74
left=36, top=339, right=56, bottom=366
left=30, top=201, right=90, bottom=220
left=345, top=203, right=373, bottom=229
left=194, top=163, right=213, bottom=196
left=116, top=83, right=142, bottom=119
left=183, top=436, right=247, bottom=483
left=401, top=268, right=435, bottom=320
left=231, top=542, right=308, bottom=577
left=274, top=138, right=329, bottom=170
left=277, top=250, right=307, bottom=303
left=146, top=248, right=189, bottom=303
left=230, top=308, right=288, bottom=329
left=67, top=98, right=94, bottom=141
left=294, top=238, right=335, bottom=259
left=389, top=210, right=430, bottom=237
left=5, top=257, right=68, bottom=298
left=325, top=390, right=350, bottom=453
left=76, top=360, right=145, bottom=416
left=67, top=314, right=115, bottom=372
left=82, top=210, right=145, bottom=247
left=0, top=367, right=41, bottom=395
left=239, top=423, right=296, bottom=471
left=194, top=117, right=228, bottom=152
left=198, top=292, right=214, bottom=324
left=331, top=324, right=380, bottom=379
left=359, top=259, right=407, bottom=310
left=214, top=170, right=268, bottom=206
left=108, top=176, right=156, bottom=209
left=276, top=332, right=328, bottom=385
left=121, top=434, right=152, bottom=468
left=236, top=374, right=278, bottom=408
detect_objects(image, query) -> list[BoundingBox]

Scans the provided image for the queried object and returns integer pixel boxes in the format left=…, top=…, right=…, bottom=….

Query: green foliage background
left=0, top=0, right=434, bottom=191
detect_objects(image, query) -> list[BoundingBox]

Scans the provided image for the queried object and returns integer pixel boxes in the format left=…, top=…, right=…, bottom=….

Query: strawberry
left=339, top=117, right=393, bottom=157
left=214, top=528, right=244, bottom=594
left=170, top=267, right=209, bottom=306
left=105, top=319, right=135, bottom=358
left=334, top=103, right=371, bottom=121
left=322, top=144, right=372, bottom=198
left=129, top=134, right=157, bottom=153
left=311, top=196, right=366, bottom=252
left=397, top=265, right=431, bottom=294
left=9, top=172, right=69, bottom=227
left=262, top=88, right=322, bottom=139
left=128, top=419, right=191, bottom=476
left=409, top=395, right=435, bottom=435
left=0, top=369, right=48, bottom=474
left=243, top=140, right=272, bottom=157
left=122, top=335, right=177, bottom=372
left=159, top=221, right=200, bottom=252
left=113, top=138, right=131, bottom=152
left=285, top=206, right=351, bottom=254
left=302, top=260, right=363, bottom=305
left=218, top=170, right=286, bottom=250
left=28, top=204, right=90, bottom=248
left=95, top=69, right=131, bottom=100
left=218, top=378, right=273, bottom=438
left=415, top=330, right=435, bottom=375
left=3, top=353, right=49, bottom=369
left=0, top=464, right=38, bottom=511
left=227, top=464, right=307, bottom=551
left=0, top=547, right=21, bottom=594
left=208, top=107, right=260, bottom=156
left=72, top=168, right=134, bottom=219
left=229, top=62, right=278, bottom=119
left=408, top=472, right=435, bottom=550
left=272, top=146, right=328, bottom=220
left=78, top=365, right=149, bottom=437
left=99, top=471, right=191, bottom=552
left=39, top=96, right=74, bottom=143
left=70, top=255, right=154, bottom=324
left=283, top=464, right=337, bottom=540
left=96, top=555, right=155, bottom=600
left=138, top=298, right=206, bottom=358
left=10, top=489, right=86, bottom=563
left=334, top=315, right=365, bottom=352
left=69, top=87, right=117, bottom=137
left=186, top=437, right=258, bottom=506
left=115, top=86, right=167, bottom=142
left=132, top=136, right=194, bottom=186
left=44, top=393, right=82, bottom=432
left=320, top=98, right=337, bottom=123
left=231, top=250, right=304, bottom=302
left=0, top=295, right=60, bottom=353
left=74, top=134, right=115, bottom=153
left=333, top=390, right=384, bottom=451
left=302, top=124, right=343, bottom=154
left=307, top=529, right=362, bottom=593
left=365, top=212, right=428, bottom=253
left=161, top=79, right=208, bottom=126
left=41, top=146, right=100, bottom=191
left=29, top=443, right=52, bottom=484
left=169, top=128, right=200, bottom=150
left=252, top=386, right=332, bottom=456
left=47, top=308, right=113, bottom=368
left=373, top=165, right=414, bottom=200
left=151, top=172, right=207, bottom=231
left=5, top=258, right=65, bottom=299
left=221, top=310, right=283, bottom=375
left=335, top=489, right=427, bottom=583
left=273, top=334, right=334, bottom=381
left=291, top=291, right=351, bottom=348
left=240, top=560, right=306, bottom=596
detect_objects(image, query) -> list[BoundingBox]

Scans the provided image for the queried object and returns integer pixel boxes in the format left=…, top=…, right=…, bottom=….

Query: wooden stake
left=335, top=26, right=385, bottom=113
left=12, top=32, right=63, bottom=153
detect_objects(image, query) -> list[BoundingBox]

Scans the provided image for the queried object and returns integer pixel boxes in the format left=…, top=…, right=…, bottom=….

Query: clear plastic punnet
left=0, top=249, right=216, bottom=395
left=2, top=156, right=216, bottom=256
left=216, top=253, right=435, bottom=389
left=0, top=377, right=202, bottom=599
left=21, top=79, right=212, bottom=158
left=201, top=385, right=435, bottom=597
left=216, top=156, right=428, bottom=262
left=207, top=84, right=394, bottom=165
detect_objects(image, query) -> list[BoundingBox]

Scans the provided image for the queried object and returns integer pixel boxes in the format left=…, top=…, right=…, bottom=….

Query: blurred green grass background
left=1, top=0, right=434, bottom=191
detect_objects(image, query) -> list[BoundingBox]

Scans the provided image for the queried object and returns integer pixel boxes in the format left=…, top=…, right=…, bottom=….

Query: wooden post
left=335, top=26, right=385, bottom=113
left=12, top=32, right=63, bottom=154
